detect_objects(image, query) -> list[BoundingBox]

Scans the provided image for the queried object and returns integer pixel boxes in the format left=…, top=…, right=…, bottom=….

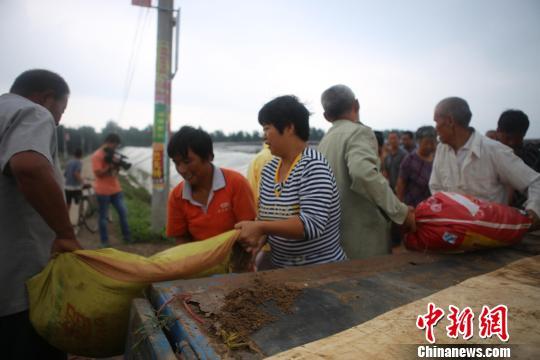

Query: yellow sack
left=27, top=230, right=246, bottom=357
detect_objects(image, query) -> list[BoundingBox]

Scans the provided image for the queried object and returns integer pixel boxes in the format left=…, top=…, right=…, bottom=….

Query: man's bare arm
left=9, top=151, right=82, bottom=253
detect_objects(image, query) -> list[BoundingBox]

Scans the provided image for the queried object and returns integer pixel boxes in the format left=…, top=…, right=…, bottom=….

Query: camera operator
left=91, top=133, right=132, bottom=246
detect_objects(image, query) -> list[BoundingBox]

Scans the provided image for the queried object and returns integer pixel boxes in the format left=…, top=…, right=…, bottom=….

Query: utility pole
left=151, top=0, right=173, bottom=232
left=133, top=0, right=180, bottom=232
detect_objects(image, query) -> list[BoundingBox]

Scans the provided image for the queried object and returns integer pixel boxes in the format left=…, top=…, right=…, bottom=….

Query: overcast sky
left=1, top=0, right=539, bottom=138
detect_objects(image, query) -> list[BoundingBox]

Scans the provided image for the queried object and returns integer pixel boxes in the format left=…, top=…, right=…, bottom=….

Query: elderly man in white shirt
left=429, top=96, right=540, bottom=230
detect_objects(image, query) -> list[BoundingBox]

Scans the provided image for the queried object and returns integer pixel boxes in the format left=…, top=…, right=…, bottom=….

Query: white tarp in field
left=120, top=143, right=261, bottom=192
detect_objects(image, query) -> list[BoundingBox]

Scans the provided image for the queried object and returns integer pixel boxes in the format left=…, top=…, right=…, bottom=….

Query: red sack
left=405, top=192, right=532, bottom=252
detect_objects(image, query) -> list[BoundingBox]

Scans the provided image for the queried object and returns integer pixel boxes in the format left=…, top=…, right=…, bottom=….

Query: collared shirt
left=166, top=167, right=256, bottom=241
left=182, top=165, right=226, bottom=213
left=455, top=132, right=474, bottom=169
left=429, top=130, right=540, bottom=216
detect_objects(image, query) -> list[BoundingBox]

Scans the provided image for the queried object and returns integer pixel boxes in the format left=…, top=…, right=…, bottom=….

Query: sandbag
left=27, top=229, right=246, bottom=357
left=405, top=192, right=531, bottom=252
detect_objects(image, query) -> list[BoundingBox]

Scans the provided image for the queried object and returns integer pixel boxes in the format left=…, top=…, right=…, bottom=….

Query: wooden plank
left=269, top=256, right=540, bottom=359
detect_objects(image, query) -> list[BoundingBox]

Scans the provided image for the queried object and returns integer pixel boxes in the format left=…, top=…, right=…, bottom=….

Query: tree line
left=57, top=121, right=330, bottom=155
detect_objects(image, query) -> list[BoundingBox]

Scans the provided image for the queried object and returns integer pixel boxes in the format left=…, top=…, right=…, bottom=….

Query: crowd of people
left=164, top=85, right=540, bottom=267
left=2, top=69, right=540, bottom=358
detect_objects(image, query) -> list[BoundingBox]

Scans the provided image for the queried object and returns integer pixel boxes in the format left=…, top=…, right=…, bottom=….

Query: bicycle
left=75, top=183, right=99, bottom=233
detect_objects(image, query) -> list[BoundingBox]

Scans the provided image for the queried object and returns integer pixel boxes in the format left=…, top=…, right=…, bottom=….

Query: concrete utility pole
left=133, top=0, right=180, bottom=232
left=150, top=0, right=174, bottom=232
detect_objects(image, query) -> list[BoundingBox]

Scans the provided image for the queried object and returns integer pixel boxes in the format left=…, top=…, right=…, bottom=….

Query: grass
left=131, top=312, right=176, bottom=352
left=113, top=174, right=171, bottom=243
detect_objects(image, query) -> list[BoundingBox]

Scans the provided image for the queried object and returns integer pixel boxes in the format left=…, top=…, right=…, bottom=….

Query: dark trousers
left=97, top=191, right=131, bottom=244
left=391, top=223, right=402, bottom=247
left=0, top=310, right=66, bottom=360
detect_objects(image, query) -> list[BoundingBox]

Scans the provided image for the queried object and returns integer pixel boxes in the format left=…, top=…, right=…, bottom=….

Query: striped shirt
left=258, top=147, right=347, bottom=267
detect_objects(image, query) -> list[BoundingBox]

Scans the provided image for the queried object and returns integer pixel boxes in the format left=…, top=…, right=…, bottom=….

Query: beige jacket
left=318, top=120, right=408, bottom=259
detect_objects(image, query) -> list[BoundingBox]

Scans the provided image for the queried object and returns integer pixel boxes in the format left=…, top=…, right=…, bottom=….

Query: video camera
left=103, top=147, right=132, bottom=170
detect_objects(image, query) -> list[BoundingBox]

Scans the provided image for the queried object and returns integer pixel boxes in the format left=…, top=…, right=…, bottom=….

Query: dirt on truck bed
left=206, top=275, right=303, bottom=352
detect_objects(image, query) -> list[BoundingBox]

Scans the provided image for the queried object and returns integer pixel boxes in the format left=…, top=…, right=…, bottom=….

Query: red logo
left=416, top=303, right=445, bottom=343
left=479, top=305, right=509, bottom=342
left=446, top=305, right=474, bottom=340
left=417, top=303, right=510, bottom=343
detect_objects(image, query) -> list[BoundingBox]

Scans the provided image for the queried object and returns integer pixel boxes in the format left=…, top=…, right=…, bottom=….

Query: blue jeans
left=97, top=192, right=131, bottom=244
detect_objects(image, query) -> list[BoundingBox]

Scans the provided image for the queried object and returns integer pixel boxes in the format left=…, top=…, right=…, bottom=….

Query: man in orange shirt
left=92, top=134, right=131, bottom=246
left=166, top=126, right=256, bottom=243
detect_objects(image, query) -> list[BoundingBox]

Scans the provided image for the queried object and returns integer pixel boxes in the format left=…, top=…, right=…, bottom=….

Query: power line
left=118, top=7, right=151, bottom=124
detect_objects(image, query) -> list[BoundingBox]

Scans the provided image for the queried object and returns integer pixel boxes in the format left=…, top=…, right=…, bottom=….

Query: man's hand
left=526, top=209, right=540, bottom=232
left=51, top=237, right=83, bottom=256
left=401, top=206, right=417, bottom=233
left=235, top=220, right=265, bottom=252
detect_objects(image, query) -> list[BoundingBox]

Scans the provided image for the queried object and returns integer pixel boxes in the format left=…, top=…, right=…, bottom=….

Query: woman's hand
left=235, top=220, right=265, bottom=251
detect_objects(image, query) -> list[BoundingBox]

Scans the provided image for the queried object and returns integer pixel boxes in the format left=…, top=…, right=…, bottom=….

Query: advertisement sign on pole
left=132, top=0, right=152, bottom=8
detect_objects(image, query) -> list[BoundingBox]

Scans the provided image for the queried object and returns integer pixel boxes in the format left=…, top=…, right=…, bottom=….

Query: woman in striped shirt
left=235, top=95, right=347, bottom=268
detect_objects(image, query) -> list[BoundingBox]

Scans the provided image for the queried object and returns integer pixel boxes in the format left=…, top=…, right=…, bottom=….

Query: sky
left=1, top=0, right=539, bottom=138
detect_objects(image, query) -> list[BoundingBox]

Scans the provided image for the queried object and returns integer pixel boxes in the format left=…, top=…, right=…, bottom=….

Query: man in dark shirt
left=383, top=131, right=407, bottom=192
left=497, top=110, right=539, bottom=171
left=497, top=109, right=540, bottom=207
left=401, top=130, right=416, bottom=153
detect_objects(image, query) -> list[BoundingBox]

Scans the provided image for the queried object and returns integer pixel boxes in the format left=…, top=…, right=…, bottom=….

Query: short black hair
left=415, top=126, right=437, bottom=140
left=10, top=69, right=69, bottom=99
left=402, top=130, right=414, bottom=139
left=104, top=133, right=121, bottom=144
left=258, top=95, right=310, bottom=141
left=497, top=109, right=529, bottom=137
left=167, top=126, right=214, bottom=160
left=74, top=148, right=83, bottom=158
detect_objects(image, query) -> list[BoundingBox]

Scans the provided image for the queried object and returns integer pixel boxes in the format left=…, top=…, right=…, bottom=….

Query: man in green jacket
left=318, top=84, right=415, bottom=259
